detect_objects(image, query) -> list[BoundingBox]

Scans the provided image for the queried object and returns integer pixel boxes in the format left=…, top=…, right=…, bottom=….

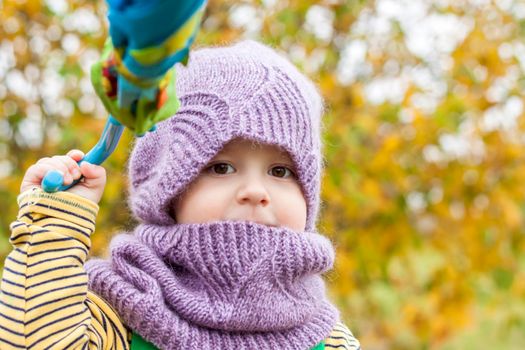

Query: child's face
left=172, top=138, right=307, bottom=231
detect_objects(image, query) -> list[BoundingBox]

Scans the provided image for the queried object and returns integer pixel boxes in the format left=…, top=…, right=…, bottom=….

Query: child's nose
left=236, top=179, right=270, bottom=206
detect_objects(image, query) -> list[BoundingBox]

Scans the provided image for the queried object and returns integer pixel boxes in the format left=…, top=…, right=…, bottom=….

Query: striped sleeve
left=0, top=188, right=130, bottom=349
left=324, top=322, right=361, bottom=349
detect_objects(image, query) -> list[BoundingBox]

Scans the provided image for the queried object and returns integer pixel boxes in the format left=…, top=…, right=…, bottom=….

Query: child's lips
left=226, top=215, right=278, bottom=227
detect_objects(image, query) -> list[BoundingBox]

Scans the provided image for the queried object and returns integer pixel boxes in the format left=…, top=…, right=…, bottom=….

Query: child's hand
left=20, top=149, right=106, bottom=204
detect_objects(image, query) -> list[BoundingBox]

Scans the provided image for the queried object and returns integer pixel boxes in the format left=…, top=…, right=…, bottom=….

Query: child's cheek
left=273, top=188, right=307, bottom=231
left=174, top=185, right=229, bottom=224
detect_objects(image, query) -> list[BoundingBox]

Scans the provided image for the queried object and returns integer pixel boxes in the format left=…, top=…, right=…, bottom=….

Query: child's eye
left=270, top=166, right=295, bottom=178
left=207, top=163, right=235, bottom=175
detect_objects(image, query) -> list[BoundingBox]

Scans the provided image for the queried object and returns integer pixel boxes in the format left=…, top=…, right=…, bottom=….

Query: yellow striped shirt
left=0, top=188, right=360, bottom=349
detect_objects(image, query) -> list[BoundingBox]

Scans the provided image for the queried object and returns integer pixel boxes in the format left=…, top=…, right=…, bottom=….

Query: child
left=0, top=40, right=360, bottom=349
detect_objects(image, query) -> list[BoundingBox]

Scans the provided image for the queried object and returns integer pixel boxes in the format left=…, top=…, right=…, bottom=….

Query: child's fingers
left=36, top=153, right=83, bottom=181
left=51, top=155, right=82, bottom=180
left=34, top=158, right=70, bottom=179
left=66, top=149, right=84, bottom=162
left=78, top=162, right=106, bottom=188
left=79, top=161, right=104, bottom=178
left=23, top=162, right=69, bottom=189
left=35, top=157, right=74, bottom=184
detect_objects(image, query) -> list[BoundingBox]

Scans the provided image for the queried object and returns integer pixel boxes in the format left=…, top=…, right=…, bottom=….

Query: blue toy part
left=117, top=76, right=159, bottom=112
left=107, top=0, right=205, bottom=79
left=41, top=169, right=64, bottom=193
left=124, top=44, right=193, bottom=81
left=42, top=115, right=125, bottom=193
left=108, top=0, right=203, bottom=51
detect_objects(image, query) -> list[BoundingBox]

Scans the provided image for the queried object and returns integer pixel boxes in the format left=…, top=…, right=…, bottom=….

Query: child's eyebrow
left=208, top=152, right=231, bottom=160
left=275, top=155, right=297, bottom=169
left=277, top=150, right=295, bottom=162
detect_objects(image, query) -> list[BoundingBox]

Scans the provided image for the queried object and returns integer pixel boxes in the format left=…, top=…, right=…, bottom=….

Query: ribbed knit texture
left=85, top=221, right=339, bottom=349
left=127, top=40, right=324, bottom=231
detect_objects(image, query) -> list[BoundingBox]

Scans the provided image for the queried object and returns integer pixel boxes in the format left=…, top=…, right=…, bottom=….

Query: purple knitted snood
left=86, top=221, right=339, bottom=349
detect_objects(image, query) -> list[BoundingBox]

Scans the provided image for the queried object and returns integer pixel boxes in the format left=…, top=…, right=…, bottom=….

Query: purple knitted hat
left=128, top=40, right=324, bottom=231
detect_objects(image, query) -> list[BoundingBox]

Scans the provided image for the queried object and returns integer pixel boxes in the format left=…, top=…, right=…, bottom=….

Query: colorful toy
left=42, top=0, right=207, bottom=192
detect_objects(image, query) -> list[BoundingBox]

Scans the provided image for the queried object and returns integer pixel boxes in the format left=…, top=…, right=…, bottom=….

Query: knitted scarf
left=85, top=221, right=339, bottom=349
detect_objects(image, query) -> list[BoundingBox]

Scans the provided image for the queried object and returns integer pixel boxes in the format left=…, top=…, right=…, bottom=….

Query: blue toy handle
left=41, top=115, right=130, bottom=192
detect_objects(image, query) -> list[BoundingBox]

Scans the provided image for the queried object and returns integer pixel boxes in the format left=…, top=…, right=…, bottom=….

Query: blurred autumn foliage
left=2, top=0, right=525, bottom=349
